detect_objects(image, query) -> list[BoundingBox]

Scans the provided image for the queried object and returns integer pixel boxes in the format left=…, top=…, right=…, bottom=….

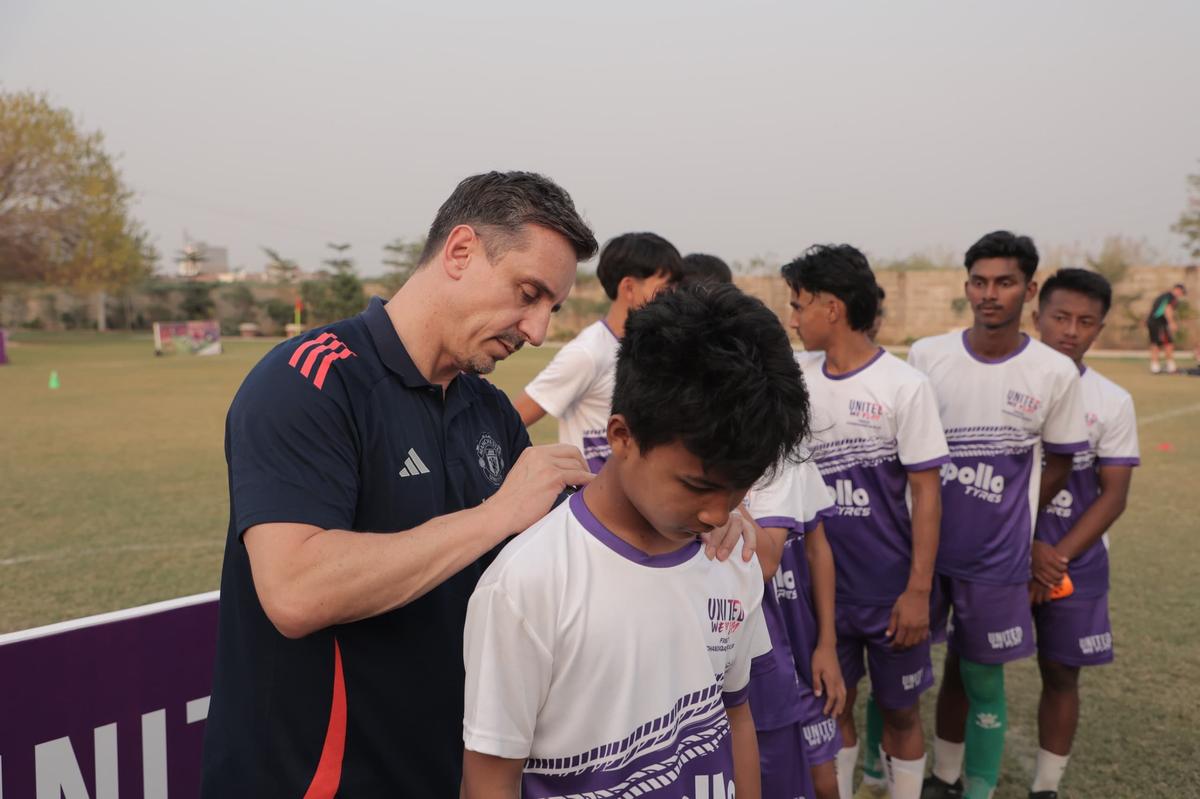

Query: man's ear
left=607, top=414, right=634, bottom=459
left=440, top=224, right=480, bottom=281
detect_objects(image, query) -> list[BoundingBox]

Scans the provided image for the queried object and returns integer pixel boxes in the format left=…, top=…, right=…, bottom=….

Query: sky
left=3, top=0, right=1198, bottom=275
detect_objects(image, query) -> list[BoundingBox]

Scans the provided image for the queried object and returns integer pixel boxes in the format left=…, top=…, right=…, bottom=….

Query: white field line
left=0, top=539, right=223, bottom=568
left=1138, top=401, right=1200, bottom=427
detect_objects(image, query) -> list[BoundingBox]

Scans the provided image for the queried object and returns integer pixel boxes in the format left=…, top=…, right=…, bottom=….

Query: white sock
left=883, top=749, right=926, bottom=799
left=1031, top=748, right=1070, bottom=792
left=863, top=769, right=887, bottom=788
left=836, top=742, right=859, bottom=799
left=1167, top=359, right=1178, bottom=372
left=1151, top=361, right=1161, bottom=373
left=931, top=737, right=964, bottom=785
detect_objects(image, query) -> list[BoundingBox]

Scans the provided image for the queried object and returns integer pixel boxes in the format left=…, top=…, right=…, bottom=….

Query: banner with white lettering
left=0, top=592, right=218, bottom=799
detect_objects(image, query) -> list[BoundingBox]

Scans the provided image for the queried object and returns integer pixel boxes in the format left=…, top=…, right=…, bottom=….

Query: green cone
left=49, top=370, right=60, bottom=389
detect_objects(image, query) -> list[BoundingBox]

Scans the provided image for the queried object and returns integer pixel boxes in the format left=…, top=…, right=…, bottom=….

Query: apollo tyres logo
left=940, top=461, right=1006, bottom=504
left=832, top=478, right=871, bottom=517
left=1045, top=488, right=1074, bottom=518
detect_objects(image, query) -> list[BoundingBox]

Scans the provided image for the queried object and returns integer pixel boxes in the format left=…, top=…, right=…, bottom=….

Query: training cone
left=48, top=370, right=60, bottom=390
left=1156, top=442, right=1174, bottom=452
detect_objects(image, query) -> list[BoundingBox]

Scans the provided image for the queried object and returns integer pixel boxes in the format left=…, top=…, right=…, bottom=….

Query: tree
left=1172, top=164, right=1200, bottom=262
left=301, top=242, right=365, bottom=324
left=179, top=282, right=215, bottom=320
left=1086, top=235, right=1153, bottom=286
left=0, top=90, right=156, bottom=328
left=262, top=245, right=299, bottom=283
left=380, top=236, right=425, bottom=293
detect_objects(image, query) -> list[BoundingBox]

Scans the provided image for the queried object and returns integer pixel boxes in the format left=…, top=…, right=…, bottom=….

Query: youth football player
left=514, top=232, right=683, bottom=471
left=907, top=231, right=1087, bottom=799
left=462, top=283, right=812, bottom=799
left=745, top=453, right=845, bottom=799
left=782, top=245, right=948, bottom=799
left=1028, top=269, right=1139, bottom=799
left=681, top=252, right=734, bottom=286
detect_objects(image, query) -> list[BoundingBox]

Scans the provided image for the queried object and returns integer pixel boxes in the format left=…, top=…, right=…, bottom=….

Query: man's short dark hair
left=613, top=283, right=810, bottom=487
left=780, top=244, right=880, bottom=332
left=681, top=253, right=733, bottom=286
left=964, top=231, right=1039, bottom=281
left=1039, top=268, right=1112, bottom=316
left=595, top=232, right=684, bottom=300
left=418, top=171, right=598, bottom=266
left=1174, top=283, right=1187, bottom=294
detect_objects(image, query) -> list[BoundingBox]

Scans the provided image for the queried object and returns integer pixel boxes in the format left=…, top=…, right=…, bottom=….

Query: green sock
left=959, top=658, right=1006, bottom=799
left=862, top=692, right=885, bottom=782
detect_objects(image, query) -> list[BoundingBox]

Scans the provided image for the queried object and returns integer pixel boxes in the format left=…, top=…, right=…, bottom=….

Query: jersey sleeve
left=1097, top=392, right=1140, bottom=466
left=748, top=457, right=835, bottom=533
left=462, top=581, right=554, bottom=759
left=896, top=376, right=950, bottom=471
left=1042, top=368, right=1089, bottom=454
left=905, top=339, right=928, bottom=374
left=722, top=593, right=772, bottom=707
left=523, top=341, right=598, bottom=418
left=227, top=361, right=360, bottom=536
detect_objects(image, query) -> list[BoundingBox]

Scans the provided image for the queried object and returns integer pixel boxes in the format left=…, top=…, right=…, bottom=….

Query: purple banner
left=0, top=592, right=218, bottom=799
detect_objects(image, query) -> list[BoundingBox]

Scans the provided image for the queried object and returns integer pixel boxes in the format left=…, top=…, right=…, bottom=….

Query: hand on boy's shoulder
left=701, top=509, right=759, bottom=566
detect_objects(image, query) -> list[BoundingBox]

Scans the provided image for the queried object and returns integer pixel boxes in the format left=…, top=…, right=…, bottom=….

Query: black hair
left=595, top=232, right=684, bottom=300
left=681, top=253, right=733, bottom=285
left=876, top=285, right=886, bottom=302
left=964, top=230, right=1039, bottom=281
left=419, top=171, right=598, bottom=265
left=1038, top=268, right=1112, bottom=316
left=779, top=244, right=880, bottom=331
left=613, top=283, right=810, bottom=487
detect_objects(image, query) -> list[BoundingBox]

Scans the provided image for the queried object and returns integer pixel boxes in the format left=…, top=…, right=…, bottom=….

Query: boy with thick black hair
left=1028, top=269, right=1138, bottom=799
left=463, top=283, right=811, bottom=799
left=515, top=232, right=683, bottom=471
left=682, top=252, right=735, bottom=285
left=783, top=244, right=948, bottom=799
left=909, top=231, right=1086, bottom=799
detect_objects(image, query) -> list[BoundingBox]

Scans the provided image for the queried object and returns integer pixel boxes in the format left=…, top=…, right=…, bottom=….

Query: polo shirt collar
left=363, top=296, right=431, bottom=388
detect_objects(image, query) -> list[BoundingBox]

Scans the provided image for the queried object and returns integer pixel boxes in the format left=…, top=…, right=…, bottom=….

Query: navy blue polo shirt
left=202, top=297, right=531, bottom=798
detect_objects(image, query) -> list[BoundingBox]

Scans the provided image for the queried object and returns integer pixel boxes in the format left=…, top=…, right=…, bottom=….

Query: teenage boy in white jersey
left=462, top=283, right=813, bottom=799
left=746, top=455, right=845, bottom=799
left=782, top=245, right=948, bottom=799
left=907, top=231, right=1087, bottom=799
left=1028, top=269, right=1139, bottom=799
left=515, top=232, right=683, bottom=471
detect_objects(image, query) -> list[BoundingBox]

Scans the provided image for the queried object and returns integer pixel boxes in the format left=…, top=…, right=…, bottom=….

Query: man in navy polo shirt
left=201, top=172, right=602, bottom=797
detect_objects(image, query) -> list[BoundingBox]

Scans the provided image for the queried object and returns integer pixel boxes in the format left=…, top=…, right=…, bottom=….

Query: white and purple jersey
left=463, top=491, right=770, bottom=798
left=1035, top=366, right=1139, bottom=598
left=523, top=320, right=618, bottom=472
left=908, top=331, right=1087, bottom=585
left=800, top=348, right=950, bottom=606
left=745, top=458, right=836, bottom=694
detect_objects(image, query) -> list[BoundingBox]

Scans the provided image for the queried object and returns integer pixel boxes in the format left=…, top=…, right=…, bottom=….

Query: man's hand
left=886, top=587, right=930, bottom=650
left=811, top=644, right=846, bottom=717
left=488, top=445, right=594, bottom=534
left=1029, top=580, right=1053, bottom=606
left=1032, top=540, right=1069, bottom=588
left=701, top=509, right=757, bottom=563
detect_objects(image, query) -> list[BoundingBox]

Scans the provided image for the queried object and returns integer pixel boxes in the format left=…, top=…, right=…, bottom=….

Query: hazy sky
left=4, top=1, right=1198, bottom=275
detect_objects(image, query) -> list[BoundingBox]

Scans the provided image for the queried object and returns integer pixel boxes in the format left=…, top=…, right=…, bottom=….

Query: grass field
left=2, top=331, right=1197, bottom=797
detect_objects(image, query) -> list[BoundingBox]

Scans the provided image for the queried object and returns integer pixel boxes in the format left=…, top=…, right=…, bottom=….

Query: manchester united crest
left=476, top=433, right=505, bottom=486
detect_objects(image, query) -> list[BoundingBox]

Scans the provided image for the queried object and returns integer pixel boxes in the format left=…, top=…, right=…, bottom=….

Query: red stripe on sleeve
left=313, top=348, right=354, bottom=390
left=301, top=341, right=342, bottom=378
left=302, top=638, right=347, bottom=799
left=289, top=333, right=335, bottom=368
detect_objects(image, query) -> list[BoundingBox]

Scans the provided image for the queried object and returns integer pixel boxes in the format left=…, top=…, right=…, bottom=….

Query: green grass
left=2, top=333, right=1197, bottom=797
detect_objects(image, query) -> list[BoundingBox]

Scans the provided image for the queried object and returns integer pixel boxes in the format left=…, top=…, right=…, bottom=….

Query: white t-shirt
left=463, top=491, right=771, bottom=799
left=800, top=348, right=950, bottom=605
left=1035, top=365, right=1140, bottom=598
left=524, top=320, right=619, bottom=472
left=907, top=331, right=1087, bottom=585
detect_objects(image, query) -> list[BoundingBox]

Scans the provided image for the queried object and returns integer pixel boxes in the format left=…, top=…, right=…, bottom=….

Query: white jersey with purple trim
left=463, top=491, right=770, bottom=799
left=744, top=456, right=836, bottom=689
left=907, top=331, right=1088, bottom=585
left=523, top=320, right=618, bottom=473
left=800, top=348, right=950, bottom=606
left=1035, top=366, right=1139, bottom=598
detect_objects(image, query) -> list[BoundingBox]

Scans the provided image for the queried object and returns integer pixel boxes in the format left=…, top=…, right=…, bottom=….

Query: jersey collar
left=363, top=296, right=432, bottom=388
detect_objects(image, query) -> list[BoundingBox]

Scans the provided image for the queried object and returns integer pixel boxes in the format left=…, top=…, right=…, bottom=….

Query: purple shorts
left=1034, top=592, right=1114, bottom=667
left=931, top=575, right=1035, bottom=665
left=836, top=603, right=933, bottom=710
left=757, top=722, right=814, bottom=799
left=797, top=691, right=842, bottom=766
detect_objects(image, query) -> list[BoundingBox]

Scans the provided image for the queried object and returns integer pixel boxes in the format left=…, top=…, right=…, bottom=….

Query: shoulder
left=795, top=350, right=824, bottom=370
left=1085, top=368, right=1135, bottom=411
left=1025, top=339, right=1080, bottom=380
left=877, top=350, right=933, bottom=387
left=908, top=331, right=958, bottom=359
left=235, top=316, right=383, bottom=415
left=479, top=502, right=575, bottom=592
